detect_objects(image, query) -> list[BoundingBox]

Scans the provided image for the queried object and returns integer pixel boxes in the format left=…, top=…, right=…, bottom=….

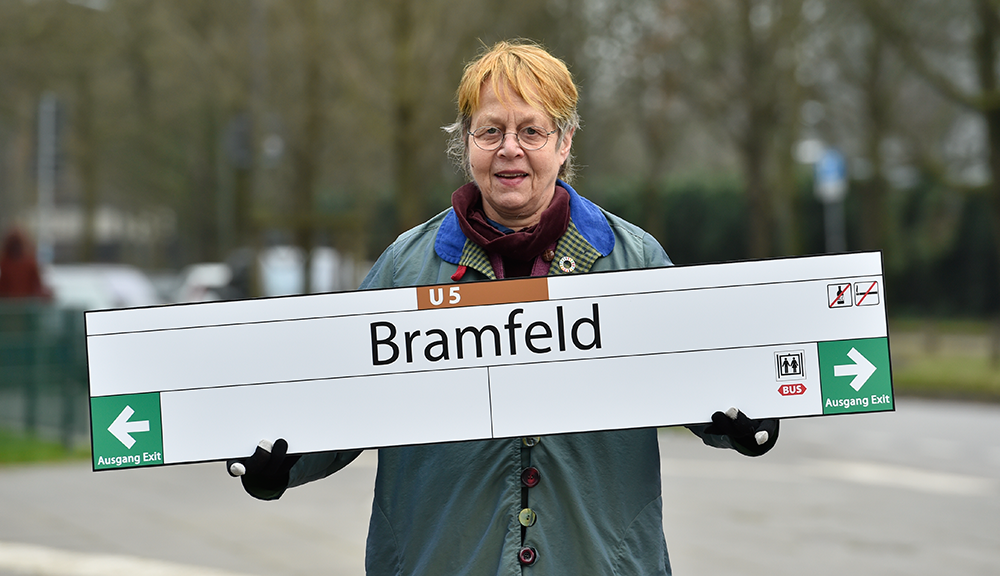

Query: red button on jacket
left=521, top=467, right=540, bottom=488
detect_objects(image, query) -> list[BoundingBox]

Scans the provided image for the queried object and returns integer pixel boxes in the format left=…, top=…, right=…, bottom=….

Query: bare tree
left=581, top=0, right=809, bottom=258
left=856, top=0, right=1000, bottom=297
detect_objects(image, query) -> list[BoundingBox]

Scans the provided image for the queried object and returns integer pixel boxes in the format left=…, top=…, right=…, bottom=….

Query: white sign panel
left=87, top=252, right=893, bottom=470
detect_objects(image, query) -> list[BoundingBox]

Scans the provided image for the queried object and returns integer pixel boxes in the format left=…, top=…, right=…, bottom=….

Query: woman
left=234, top=40, right=776, bottom=576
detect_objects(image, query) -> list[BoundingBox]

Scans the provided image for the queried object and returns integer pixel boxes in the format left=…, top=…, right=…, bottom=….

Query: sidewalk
left=2, top=398, right=999, bottom=575
left=0, top=452, right=377, bottom=576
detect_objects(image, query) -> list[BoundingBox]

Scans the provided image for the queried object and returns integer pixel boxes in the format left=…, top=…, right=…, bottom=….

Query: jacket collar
left=435, top=180, right=614, bottom=272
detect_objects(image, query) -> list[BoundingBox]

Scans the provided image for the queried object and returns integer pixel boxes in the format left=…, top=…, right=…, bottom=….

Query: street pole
left=822, top=198, right=846, bottom=253
left=36, top=92, right=58, bottom=265
left=815, top=148, right=848, bottom=254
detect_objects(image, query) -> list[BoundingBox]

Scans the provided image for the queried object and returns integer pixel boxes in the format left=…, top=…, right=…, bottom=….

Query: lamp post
left=814, top=148, right=848, bottom=253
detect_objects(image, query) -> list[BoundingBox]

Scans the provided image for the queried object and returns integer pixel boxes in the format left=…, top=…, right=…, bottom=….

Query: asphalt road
left=1, top=396, right=998, bottom=576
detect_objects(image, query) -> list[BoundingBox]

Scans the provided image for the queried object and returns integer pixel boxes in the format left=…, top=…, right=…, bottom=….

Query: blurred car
left=43, top=264, right=164, bottom=311
left=173, top=262, right=232, bottom=303
left=258, top=246, right=304, bottom=297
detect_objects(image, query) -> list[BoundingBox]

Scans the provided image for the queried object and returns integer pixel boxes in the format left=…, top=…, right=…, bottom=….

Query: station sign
left=815, top=148, right=848, bottom=203
left=87, top=252, right=892, bottom=471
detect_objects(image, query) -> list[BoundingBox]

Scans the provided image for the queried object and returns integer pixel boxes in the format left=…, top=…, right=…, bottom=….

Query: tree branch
left=853, top=0, right=988, bottom=111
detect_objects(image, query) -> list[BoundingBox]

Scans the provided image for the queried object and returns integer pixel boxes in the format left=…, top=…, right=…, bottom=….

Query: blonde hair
left=444, top=40, right=581, bottom=183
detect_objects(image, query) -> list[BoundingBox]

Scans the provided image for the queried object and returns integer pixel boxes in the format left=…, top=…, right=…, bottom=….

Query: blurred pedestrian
left=0, top=227, right=50, bottom=299
left=229, top=40, right=778, bottom=575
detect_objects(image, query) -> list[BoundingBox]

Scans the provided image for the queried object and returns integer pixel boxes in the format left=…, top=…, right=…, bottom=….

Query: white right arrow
left=834, top=347, right=877, bottom=392
left=108, top=405, right=150, bottom=449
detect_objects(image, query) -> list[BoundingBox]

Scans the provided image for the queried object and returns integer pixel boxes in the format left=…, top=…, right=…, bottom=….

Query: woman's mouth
left=495, top=171, right=528, bottom=180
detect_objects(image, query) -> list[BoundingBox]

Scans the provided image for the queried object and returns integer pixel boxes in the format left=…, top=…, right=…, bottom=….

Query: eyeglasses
left=468, top=126, right=558, bottom=151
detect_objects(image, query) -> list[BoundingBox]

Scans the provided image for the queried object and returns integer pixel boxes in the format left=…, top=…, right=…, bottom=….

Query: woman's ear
left=558, top=128, right=575, bottom=162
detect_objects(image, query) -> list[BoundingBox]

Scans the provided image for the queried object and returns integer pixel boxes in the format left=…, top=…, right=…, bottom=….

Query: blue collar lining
left=435, top=180, right=614, bottom=264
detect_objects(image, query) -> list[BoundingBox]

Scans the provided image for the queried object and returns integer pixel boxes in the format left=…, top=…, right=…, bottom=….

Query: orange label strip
left=415, top=277, right=549, bottom=310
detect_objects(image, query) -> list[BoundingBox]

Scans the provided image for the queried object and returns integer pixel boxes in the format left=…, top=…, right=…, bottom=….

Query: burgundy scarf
left=451, top=182, right=570, bottom=278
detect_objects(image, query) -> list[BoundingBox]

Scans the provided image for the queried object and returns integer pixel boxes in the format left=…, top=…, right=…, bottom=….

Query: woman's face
left=468, top=81, right=573, bottom=230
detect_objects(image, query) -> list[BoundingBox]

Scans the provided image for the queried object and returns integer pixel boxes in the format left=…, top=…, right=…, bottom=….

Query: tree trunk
left=974, top=0, right=1000, bottom=366
left=738, top=0, right=774, bottom=259
left=859, top=33, right=890, bottom=253
left=773, top=92, right=801, bottom=256
left=291, top=0, right=323, bottom=294
left=390, top=0, right=425, bottom=232
left=742, top=140, right=773, bottom=258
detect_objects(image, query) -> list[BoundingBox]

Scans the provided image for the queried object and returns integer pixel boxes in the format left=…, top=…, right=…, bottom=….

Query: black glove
left=227, top=438, right=300, bottom=499
left=703, top=407, right=779, bottom=457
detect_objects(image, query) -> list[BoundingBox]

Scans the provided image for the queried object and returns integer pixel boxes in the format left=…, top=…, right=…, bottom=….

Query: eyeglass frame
left=467, top=125, right=559, bottom=152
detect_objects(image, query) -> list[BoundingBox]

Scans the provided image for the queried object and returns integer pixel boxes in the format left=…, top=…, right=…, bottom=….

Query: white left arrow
left=834, top=347, right=877, bottom=392
left=108, top=406, right=149, bottom=449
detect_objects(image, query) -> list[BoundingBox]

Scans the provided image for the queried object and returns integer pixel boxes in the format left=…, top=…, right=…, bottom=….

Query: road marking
left=802, top=460, right=997, bottom=496
left=0, top=541, right=257, bottom=576
left=107, top=405, right=149, bottom=449
left=833, top=347, right=876, bottom=391
left=659, top=457, right=997, bottom=497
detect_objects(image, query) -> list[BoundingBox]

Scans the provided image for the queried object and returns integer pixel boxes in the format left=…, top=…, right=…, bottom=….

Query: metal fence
left=0, top=301, right=89, bottom=448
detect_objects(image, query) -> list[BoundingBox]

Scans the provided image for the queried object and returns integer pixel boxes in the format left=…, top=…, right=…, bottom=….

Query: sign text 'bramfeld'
left=86, top=252, right=892, bottom=471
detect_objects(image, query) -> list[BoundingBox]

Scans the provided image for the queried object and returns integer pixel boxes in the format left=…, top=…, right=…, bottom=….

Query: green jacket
left=279, top=182, right=732, bottom=575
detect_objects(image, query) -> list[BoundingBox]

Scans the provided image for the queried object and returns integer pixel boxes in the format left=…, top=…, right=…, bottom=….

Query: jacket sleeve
left=639, top=234, right=747, bottom=451
left=685, top=424, right=738, bottom=450
left=639, top=237, right=731, bottom=448
left=245, top=447, right=367, bottom=501
left=634, top=232, right=734, bottom=448
left=642, top=232, right=672, bottom=268
left=255, top=246, right=402, bottom=501
left=287, top=450, right=365, bottom=489
left=359, top=243, right=397, bottom=289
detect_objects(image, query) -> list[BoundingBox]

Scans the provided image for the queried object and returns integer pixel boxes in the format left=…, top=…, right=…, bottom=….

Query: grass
left=889, top=317, right=993, bottom=335
left=889, top=320, right=1000, bottom=402
left=0, top=428, right=90, bottom=465
left=893, top=356, right=1000, bottom=401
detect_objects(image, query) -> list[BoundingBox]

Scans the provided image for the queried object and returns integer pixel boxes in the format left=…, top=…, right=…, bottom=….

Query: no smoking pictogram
left=854, top=281, right=879, bottom=306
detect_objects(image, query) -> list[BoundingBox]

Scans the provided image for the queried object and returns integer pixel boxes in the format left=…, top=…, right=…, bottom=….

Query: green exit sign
left=91, top=393, right=165, bottom=470
left=818, top=337, right=893, bottom=415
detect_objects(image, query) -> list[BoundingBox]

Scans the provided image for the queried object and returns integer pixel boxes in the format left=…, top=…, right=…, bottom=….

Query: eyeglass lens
left=472, top=126, right=552, bottom=151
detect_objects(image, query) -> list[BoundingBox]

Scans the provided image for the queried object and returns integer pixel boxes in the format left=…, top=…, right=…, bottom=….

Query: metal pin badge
left=558, top=256, right=577, bottom=273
